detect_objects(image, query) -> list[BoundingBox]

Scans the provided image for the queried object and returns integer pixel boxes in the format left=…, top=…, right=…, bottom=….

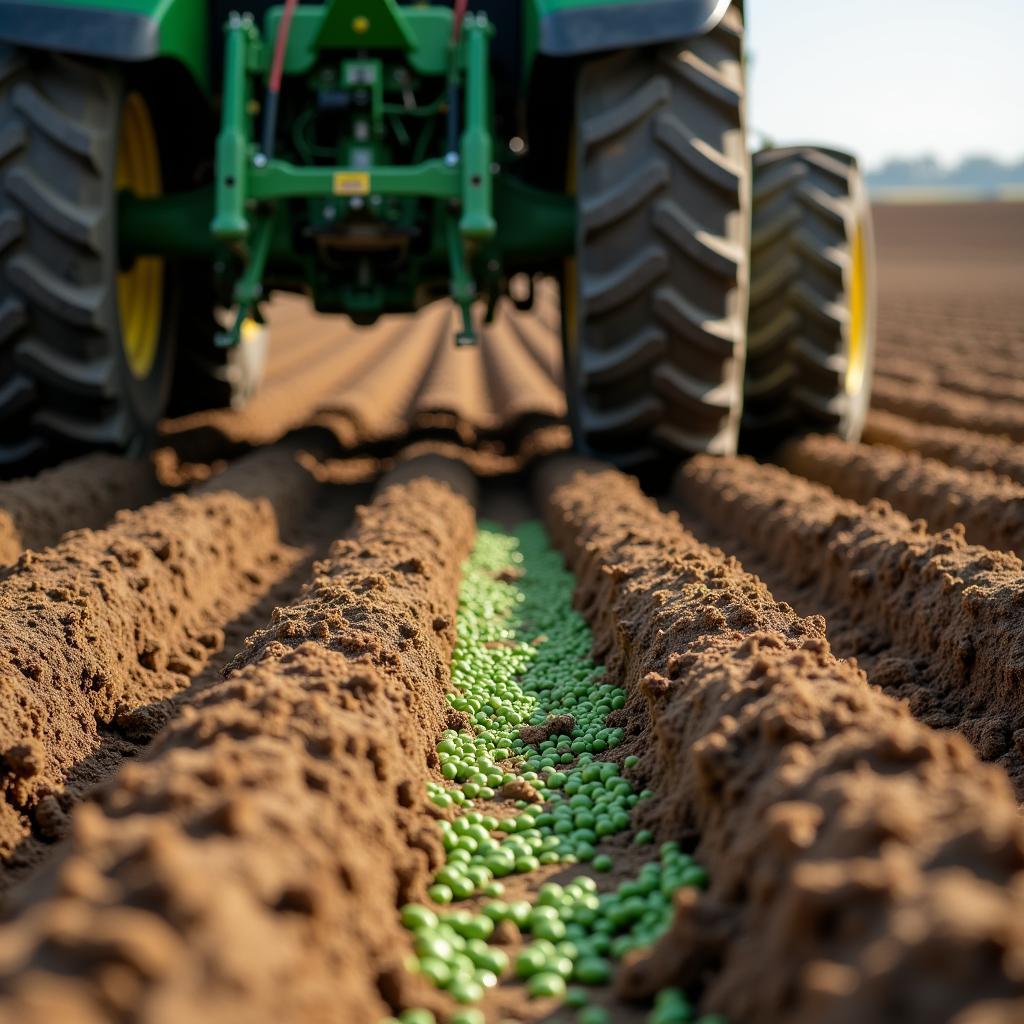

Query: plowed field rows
left=0, top=202, right=1022, bottom=1023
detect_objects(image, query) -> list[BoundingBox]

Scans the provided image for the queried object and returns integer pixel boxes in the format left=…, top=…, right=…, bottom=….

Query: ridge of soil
left=0, top=454, right=161, bottom=565
left=537, top=455, right=1024, bottom=1023
left=780, top=434, right=1024, bottom=556
left=161, top=299, right=567, bottom=468
left=0, top=459, right=478, bottom=1023
left=871, top=376, right=1024, bottom=441
left=0, top=447, right=321, bottom=879
left=864, top=409, right=1024, bottom=485
left=675, top=454, right=1024, bottom=797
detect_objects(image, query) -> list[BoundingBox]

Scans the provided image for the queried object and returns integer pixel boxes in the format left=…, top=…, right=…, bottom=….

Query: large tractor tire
left=742, top=146, right=876, bottom=446
left=563, top=1, right=749, bottom=474
left=0, top=48, right=260, bottom=473
left=0, top=48, right=177, bottom=472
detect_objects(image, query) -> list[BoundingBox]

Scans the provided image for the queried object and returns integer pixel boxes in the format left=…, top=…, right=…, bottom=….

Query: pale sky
left=746, top=0, right=1024, bottom=170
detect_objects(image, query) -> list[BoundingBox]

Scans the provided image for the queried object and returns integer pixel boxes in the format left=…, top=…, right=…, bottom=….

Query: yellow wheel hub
left=846, top=223, right=867, bottom=396
left=116, top=91, right=163, bottom=380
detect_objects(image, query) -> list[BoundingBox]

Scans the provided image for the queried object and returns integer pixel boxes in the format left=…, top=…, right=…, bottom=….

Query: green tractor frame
left=0, top=0, right=875, bottom=474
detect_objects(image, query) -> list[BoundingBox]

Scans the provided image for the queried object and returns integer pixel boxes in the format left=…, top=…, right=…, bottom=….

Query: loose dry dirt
left=0, top=201, right=1020, bottom=1022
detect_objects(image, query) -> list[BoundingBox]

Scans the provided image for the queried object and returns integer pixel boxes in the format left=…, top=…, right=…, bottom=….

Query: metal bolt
left=252, top=152, right=268, bottom=168
left=444, top=152, right=459, bottom=167
left=323, top=205, right=337, bottom=221
left=349, top=197, right=365, bottom=211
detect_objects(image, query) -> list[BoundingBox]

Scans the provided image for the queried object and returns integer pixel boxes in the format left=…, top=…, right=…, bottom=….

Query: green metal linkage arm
left=211, top=13, right=257, bottom=241
left=120, top=187, right=216, bottom=261
left=248, top=158, right=460, bottom=200
left=445, top=214, right=476, bottom=345
left=459, top=16, right=496, bottom=240
left=217, top=215, right=277, bottom=349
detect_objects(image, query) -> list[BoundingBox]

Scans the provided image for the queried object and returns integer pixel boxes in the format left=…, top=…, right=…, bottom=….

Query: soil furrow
left=871, top=375, right=1024, bottom=441
left=0, top=457, right=477, bottom=1024
left=0, top=454, right=161, bottom=566
left=780, top=433, right=1024, bottom=557
left=875, top=354, right=1024, bottom=404
left=410, top=313, right=495, bottom=439
left=864, top=409, right=1024, bottom=485
left=312, top=303, right=453, bottom=443
left=480, top=313, right=567, bottom=426
left=159, top=316, right=409, bottom=460
left=674, top=454, right=1024, bottom=797
left=498, top=303, right=564, bottom=385
left=538, top=455, right=1024, bottom=1023
left=0, top=446, right=322, bottom=876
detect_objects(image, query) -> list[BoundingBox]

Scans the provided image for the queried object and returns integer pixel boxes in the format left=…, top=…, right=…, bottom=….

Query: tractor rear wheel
left=741, top=146, right=876, bottom=446
left=0, top=48, right=179, bottom=473
left=563, top=2, right=749, bottom=474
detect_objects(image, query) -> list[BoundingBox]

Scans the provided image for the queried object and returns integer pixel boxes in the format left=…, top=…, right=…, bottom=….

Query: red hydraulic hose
left=452, top=0, right=468, bottom=43
left=262, top=0, right=300, bottom=157
left=269, top=0, right=300, bottom=93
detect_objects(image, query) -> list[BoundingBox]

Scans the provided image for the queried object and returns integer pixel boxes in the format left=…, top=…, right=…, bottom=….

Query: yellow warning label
left=332, top=171, right=371, bottom=196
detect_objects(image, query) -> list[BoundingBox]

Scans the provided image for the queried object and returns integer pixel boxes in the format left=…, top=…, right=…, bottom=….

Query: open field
left=0, top=203, right=1021, bottom=1022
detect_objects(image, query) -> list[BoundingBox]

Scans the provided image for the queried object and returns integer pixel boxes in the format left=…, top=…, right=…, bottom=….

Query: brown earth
left=159, top=289, right=568, bottom=470
left=780, top=434, right=1024, bottom=557
left=863, top=409, right=1024, bottom=485
left=0, top=459, right=476, bottom=1024
left=0, top=454, right=161, bottom=565
left=675, top=454, right=1024, bottom=798
left=539, top=456, right=1024, bottom=1023
left=0, top=446, right=329, bottom=887
left=0, top=200, right=1019, bottom=1021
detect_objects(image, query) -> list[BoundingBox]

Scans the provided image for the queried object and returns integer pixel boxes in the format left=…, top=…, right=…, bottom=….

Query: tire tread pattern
left=742, top=145, right=875, bottom=442
left=569, top=2, right=749, bottom=467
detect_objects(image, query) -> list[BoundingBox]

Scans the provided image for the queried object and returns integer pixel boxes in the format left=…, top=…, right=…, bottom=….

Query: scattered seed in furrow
left=864, top=409, right=1024, bottom=485
left=394, top=516, right=716, bottom=1024
left=0, top=457, right=477, bottom=1024
left=871, top=375, right=1024, bottom=441
left=0, top=453, right=162, bottom=565
left=538, top=456, right=1024, bottom=1023
left=781, top=434, right=1024, bottom=557
left=675, top=454, right=1024, bottom=796
left=0, top=446, right=321, bottom=875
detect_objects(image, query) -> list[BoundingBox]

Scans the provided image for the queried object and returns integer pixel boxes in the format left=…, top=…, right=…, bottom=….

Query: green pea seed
left=527, top=972, right=566, bottom=999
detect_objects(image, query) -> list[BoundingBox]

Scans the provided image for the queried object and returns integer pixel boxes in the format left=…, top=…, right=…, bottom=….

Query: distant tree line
left=867, top=154, right=1024, bottom=192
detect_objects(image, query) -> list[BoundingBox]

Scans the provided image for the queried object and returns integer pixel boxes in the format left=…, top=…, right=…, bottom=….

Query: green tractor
left=0, top=0, right=875, bottom=474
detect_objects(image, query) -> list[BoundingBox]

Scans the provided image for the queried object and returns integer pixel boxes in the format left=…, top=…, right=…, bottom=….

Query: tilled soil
left=159, top=290, right=568, bottom=471
left=0, top=202, right=1021, bottom=1021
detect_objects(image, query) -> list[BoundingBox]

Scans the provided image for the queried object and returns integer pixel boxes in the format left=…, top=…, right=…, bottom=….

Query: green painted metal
left=10, top=0, right=211, bottom=88
left=315, top=0, right=414, bottom=51
left=265, top=6, right=452, bottom=78
left=458, top=16, right=495, bottom=241
left=210, top=12, right=256, bottom=242
left=119, top=186, right=215, bottom=259
left=249, top=160, right=460, bottom=201
left=493, top=175, right=575, bottom=265
left=120, top=175, right=575, bottom=265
